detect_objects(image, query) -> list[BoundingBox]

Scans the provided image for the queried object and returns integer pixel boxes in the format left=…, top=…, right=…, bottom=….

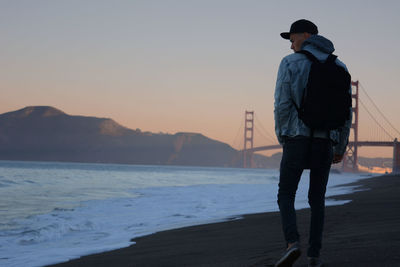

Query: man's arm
left=274, top=58, right=292, bottom=144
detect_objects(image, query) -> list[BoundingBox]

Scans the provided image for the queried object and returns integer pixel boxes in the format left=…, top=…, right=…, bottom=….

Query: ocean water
left=0, top=160, right=374, bottom=267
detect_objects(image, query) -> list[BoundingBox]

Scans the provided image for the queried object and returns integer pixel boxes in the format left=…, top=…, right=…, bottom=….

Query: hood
left=301, top=35, right=335, bottom=54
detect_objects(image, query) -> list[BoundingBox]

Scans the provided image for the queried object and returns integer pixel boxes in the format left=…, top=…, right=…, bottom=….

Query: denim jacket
left=274, top=35, right=352, bottom=155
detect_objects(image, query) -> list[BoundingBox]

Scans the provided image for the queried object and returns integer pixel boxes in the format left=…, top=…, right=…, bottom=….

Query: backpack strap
left=291, top=50, right=318, bottom=112
left=296, top=50, right=319, bottom=63
left=326, top=54, right=338, bottom=63
left=297, top=50, right=338, bottom=63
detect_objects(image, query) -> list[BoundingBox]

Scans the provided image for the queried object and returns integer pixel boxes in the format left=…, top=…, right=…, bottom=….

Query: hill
left=0, top=106, right=276, bottom=168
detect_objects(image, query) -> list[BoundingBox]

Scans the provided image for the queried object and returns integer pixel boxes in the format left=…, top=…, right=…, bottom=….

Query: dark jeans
left=277, top=136, right=333, bottom=257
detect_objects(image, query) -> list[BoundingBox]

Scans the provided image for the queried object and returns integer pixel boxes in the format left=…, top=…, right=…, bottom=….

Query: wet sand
left=48, top=174, right=400, bottom=267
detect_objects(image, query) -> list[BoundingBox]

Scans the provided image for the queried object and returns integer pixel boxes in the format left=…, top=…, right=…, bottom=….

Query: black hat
left=280, top=19, right=318, bottom=39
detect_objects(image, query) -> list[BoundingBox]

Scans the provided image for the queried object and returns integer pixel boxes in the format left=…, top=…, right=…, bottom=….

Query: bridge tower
left=343, top=81, right=359, bottom=172
left=393, top=138, right=400, bottom=173
left=243, top=111, right=254, bottom=168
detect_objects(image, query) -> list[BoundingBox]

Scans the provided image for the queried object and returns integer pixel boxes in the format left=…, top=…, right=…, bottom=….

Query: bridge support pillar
left=393, top=138, right=400, bottom=174
left=342, top=145, right=358, bottom=172
left=243, top=111, right=254, bottom=168
left=343, top=81, right=359, bottom=172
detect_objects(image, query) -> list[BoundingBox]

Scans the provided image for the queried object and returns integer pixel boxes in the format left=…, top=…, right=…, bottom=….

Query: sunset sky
left=1, top=0, right=399, bottom=158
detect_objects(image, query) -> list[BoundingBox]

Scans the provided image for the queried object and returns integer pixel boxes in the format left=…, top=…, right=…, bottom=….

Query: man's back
left=274, top=34, right=351, bottom=155
left=294, top=50, right=352, bottom=131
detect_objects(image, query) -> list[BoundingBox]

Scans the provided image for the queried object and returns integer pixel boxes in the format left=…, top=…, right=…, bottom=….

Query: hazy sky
left=1, top=0, right=399, bottom=157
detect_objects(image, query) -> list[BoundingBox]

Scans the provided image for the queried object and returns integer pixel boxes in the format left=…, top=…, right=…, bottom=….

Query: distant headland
left=0, top=106, right=280, bottom=168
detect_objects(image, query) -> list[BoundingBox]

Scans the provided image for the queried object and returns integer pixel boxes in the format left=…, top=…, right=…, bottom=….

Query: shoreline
left=47, top=174, right=400, bottom=267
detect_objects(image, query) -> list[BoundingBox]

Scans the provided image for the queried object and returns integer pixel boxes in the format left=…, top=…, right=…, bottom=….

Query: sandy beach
left=48, top=174, right=400, bottom=267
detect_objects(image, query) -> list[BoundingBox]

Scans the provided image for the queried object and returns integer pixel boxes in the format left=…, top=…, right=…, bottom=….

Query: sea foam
left=0, top=161, right=374, bottom=267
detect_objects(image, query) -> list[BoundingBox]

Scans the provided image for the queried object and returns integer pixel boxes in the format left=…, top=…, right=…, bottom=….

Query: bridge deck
left=348, top=141, right=394, bottom=147
left=242, top=141, right=395, bottom=153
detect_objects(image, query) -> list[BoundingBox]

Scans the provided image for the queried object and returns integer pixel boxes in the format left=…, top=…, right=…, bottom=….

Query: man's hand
left=332, top=154, right=344, bottom=164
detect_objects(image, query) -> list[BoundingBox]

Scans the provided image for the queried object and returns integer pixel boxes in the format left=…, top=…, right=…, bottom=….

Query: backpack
left=293, top=50, right=352, bottom=131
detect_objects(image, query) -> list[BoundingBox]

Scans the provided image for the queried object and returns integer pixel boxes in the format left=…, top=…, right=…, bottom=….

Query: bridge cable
left=359, top=99, right=394, bottom=140
left=254, top=125, right=277, bottom=144
left=359, top=82, right=400, bottom=137
left=232, top=119, right=244, bottom=150
left=253, top=114, right=277, bottom=143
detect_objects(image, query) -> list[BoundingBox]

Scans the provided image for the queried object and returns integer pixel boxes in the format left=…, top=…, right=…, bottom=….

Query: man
left=273, top=19, right=351, bottom=267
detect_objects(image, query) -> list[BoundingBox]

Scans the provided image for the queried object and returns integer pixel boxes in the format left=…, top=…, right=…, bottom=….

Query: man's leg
left=307, top=138, right=333, bottom=258
left=278, top=137, right=310, bottom=245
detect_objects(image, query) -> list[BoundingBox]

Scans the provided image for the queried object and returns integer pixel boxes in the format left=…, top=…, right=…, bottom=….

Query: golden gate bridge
left=235, top=81, right=400, bottom=173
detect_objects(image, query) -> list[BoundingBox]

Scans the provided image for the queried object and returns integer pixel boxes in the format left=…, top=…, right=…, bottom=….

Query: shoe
left=308, top=257, right=323, bottom=267
left=274, top=242, right=301, bottom=267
